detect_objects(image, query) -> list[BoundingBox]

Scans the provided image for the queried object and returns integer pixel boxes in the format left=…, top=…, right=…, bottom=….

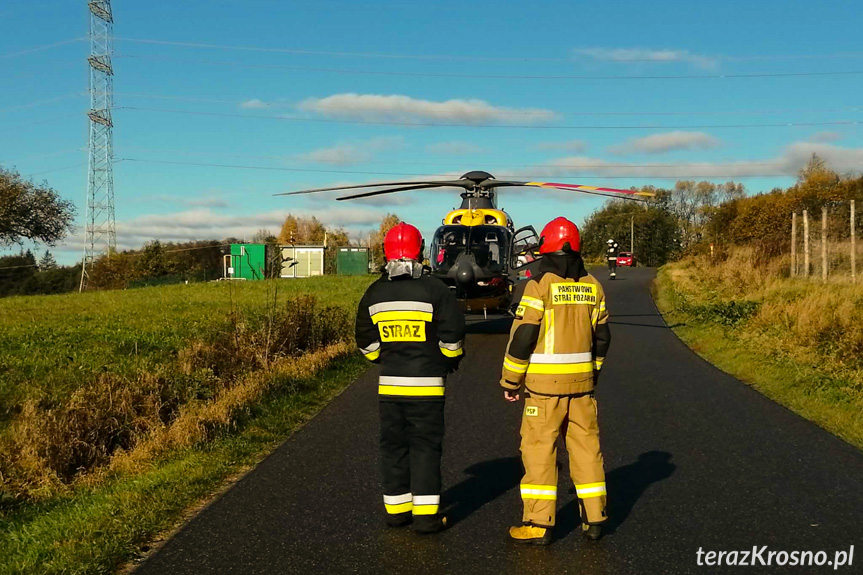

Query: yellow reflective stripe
left=371, top=310, right=433, bottom=324
left=379, top=385, right=445, bottom=397
left=385, top=502, right=413, bottom=514
left=591, top=308, right=599, bottom=328
left=575, top=482, right=607, bottom=498
left=594, top=358, right=604, bottom=370
left=599, top=300, right=607, bottom=312
left=520, top=484, right=557, bottom=500
left=520, top=295, right=544, bottom=312
left=412, top=505, right=439, bottom=516
left=364, top=349, right=380, bottom=361
left=503, top=357, right=529, bottom=374
left=527, top=362, right=594, bottom=375
left=543, top=309, right=555, bottom=353
left=440, top=347, right=463, bottom=358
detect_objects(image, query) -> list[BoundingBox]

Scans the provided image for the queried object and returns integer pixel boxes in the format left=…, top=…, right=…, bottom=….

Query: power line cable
left=114, top=91, right=863, bottom=118
left=0, top=37, right=84, bottom=59
left=115, top=53, right=863, bottom=81
left=0, top=93, right=86, bottom=114
left=119, top=145, right=787, bottom=169
left=118, top=157, right=792, bottom=179
left=113, top=36, right=863, bottom=64
left=2, top=148, right=83, bottom=164
left=117, top=105, right=863, bottom=130
left=0, top=113, right=81, bottom=133
left=26, top=162, right=88, bottom=177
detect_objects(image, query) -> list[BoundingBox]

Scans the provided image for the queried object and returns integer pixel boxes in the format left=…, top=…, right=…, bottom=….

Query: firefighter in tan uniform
left=502, top=217, right=611, bottom=545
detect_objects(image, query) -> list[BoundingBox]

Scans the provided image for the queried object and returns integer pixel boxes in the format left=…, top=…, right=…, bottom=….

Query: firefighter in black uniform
left=356, top=222, right=465, bottom=533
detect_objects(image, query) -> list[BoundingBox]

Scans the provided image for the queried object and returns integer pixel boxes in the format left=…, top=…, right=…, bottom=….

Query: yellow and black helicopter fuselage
left=428, top=190, right=539, bottom=313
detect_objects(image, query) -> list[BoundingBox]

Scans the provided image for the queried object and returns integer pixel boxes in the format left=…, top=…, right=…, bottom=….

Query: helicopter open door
left=507, top=226, right=542, bottom=314
left=510, top=226, right=541, bottom=275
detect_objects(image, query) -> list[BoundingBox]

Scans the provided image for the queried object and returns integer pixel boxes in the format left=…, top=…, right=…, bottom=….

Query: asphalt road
left=135, top=267, right=863, bottom=575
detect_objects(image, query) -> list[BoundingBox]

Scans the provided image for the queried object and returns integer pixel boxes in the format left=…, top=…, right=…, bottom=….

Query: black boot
left=582, top=523, right=603, bottom=541
left=386, top=511, right=412, bottom=528
left=414, top=514, right=447, bottom=534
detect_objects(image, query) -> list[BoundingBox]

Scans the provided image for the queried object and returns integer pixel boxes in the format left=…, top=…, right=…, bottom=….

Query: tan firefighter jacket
left=500, top=258, right=610, bottom=396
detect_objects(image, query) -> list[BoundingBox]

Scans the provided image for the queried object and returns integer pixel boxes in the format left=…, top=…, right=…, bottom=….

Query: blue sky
left=3, top=0, right=863, bottom=263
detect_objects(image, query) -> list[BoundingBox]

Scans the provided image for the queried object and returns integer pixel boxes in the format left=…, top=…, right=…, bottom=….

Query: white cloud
left=425, top=141, right=485, bottom=155
left=135, top=193, right=231, bottom=209
left=50, top=207, right=388, bottom=255
left=574, top=47, right=717, bottom=68
left=240, top=99, right=270, bottom=109
left=297, top=93, right=557, bottom=124
left=537, top=142, right=863, bottom=180
left=809, top=131, right=844, bottom=143
left=536, top=140, right=588, bottom=153
left=779, top=142, right=863, bottom=174
left=296, top=136, right=404, bottom=166
left=609, top=131, right=721, bottom=155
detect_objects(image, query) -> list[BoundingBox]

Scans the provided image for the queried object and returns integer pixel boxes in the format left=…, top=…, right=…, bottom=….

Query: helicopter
left=276, top=170, right=652, bottom=314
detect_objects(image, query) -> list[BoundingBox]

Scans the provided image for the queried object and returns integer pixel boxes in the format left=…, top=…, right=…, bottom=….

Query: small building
left=336, top=247, right=370, bottom=275
left=225, top=243, right=266, bottom=280
left=280, top=245, right=325, bottom=278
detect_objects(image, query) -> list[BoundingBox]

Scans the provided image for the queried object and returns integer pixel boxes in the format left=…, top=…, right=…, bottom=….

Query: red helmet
left=539, top=217, right=580, bottom=254
left=384, top=222, right=424, bottom=261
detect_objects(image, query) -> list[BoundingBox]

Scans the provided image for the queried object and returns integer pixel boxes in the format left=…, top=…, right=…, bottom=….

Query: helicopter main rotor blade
left=337, top=183, right=458, bottom=201
left=486, top=180, right=655, bottom=201
left=274, top=179, right=472, bottom=196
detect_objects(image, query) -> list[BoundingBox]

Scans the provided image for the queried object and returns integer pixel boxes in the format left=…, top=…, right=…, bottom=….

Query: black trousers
left=380, top=401, right=445, bottom=518
left=607, top=259, right=617, bottom=272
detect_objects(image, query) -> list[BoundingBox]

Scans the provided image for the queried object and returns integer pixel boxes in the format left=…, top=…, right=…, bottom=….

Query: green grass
left=0, top=276, right=376, bottom=574
left=0, top=276, right=374, bottom=426
left=653, top=263, right=863, bottom=450
left=0, top=354, right=369, bottom=575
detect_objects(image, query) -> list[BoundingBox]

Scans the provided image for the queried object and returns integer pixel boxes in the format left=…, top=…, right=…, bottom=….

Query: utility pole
left=822, top=206, right=828, bottom=282
left=852, top=200, right=857, bottom=284
left=803, top=209, right=810, bottom=278
left=630, top=215, right=634, bottom=254
left=80, top=0, right=115, bottom=291
left=791, top=212, right=797, bottom=277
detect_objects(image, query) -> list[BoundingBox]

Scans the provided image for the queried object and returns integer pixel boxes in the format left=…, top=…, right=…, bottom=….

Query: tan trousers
left=519, top=392, right=607, bottom=527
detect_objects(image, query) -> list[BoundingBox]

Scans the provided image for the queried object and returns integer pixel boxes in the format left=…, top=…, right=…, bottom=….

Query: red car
left=617, top=252, right=636, bottom=267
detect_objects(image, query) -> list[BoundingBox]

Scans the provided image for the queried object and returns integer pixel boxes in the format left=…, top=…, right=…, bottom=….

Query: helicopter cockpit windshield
left=431, top=225, right=510, bottom=274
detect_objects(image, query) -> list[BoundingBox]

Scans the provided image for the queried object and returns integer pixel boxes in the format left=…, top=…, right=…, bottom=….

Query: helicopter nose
left=455, top=260, right=475, bottom=286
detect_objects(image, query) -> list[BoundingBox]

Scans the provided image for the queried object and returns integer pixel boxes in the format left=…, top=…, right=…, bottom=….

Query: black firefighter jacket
left=356, top=272, right=466, bottom=401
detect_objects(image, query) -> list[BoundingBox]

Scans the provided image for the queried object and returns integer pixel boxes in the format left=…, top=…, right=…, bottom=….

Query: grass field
left=0, top=276, right=375, bottom=574
left=653, top=251, right=863, bottom=450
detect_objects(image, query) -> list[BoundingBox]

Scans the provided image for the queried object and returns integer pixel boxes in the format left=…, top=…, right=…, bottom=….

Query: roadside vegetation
left=652, top=157, right=863, bottom=450
left=0, top=276, right=374, bottom=573
left=654, top=253, right=863, bottom=449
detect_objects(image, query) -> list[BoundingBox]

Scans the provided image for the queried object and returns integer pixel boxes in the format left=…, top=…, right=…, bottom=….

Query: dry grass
left=0, top=292, right=356, bottom=504
left=656, top=249, right=863, bottom=448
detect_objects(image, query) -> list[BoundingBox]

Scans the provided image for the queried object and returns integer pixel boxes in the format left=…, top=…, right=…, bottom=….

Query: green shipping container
left=230, top=244, right=266, bottom=280
left=336, top=247, right=369, bottom=275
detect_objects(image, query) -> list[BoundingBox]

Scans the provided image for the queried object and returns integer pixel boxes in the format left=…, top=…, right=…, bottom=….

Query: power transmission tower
left=80, top=0, right=115, bottom=291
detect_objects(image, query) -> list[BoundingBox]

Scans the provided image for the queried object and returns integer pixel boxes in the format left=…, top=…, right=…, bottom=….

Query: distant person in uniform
left=606, top=239, right=619, bottom=279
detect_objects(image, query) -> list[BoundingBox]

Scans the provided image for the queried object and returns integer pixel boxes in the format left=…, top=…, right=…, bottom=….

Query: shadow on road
left=465, top=316, right=513, bottom=335
left=557, top=451, right=676, bottom=538
left=442, top=457, right=521, bottom=525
